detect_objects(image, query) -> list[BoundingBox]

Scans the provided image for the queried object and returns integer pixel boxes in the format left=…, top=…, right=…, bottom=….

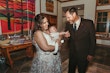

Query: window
left=96, top=11, right=110, bottom=33
left=97, top=0, right=110, bottom=5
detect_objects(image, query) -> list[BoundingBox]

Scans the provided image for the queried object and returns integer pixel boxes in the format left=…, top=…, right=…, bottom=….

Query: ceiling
left=58, top=0, right=75, bottom=2
left=62, top=4, right=84, bottom=12
left=58, top=0, right=84, bottom=10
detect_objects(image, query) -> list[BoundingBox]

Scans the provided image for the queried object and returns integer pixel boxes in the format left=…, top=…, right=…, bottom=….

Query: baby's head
left=49, top=25, right=57, bottom=33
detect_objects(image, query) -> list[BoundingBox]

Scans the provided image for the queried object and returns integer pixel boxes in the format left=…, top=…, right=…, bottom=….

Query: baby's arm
left=59, top=32, right=66, bottom=36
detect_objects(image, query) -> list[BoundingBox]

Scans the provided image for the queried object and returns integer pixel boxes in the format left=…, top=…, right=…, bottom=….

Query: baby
left=48, top=25, right=65, bottom=54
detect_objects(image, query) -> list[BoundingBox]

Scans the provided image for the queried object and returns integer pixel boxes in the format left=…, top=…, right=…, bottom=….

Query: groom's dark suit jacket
left=65, top=18, right=96, bottom=60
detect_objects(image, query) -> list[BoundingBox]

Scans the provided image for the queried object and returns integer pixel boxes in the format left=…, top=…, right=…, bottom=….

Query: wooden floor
left=62, top=59, right=110, bottom=73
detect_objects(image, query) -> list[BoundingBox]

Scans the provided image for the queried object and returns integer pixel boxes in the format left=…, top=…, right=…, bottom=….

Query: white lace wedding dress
left=29, top=32, right=62, bottom=73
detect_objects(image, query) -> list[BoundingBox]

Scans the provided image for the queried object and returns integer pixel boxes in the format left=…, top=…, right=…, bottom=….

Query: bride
left=29, top=14, right=62, bottom=73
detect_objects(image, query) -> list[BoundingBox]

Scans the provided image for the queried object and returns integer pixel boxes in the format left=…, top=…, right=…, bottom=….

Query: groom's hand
left=64, top=31, right=70, bottom=38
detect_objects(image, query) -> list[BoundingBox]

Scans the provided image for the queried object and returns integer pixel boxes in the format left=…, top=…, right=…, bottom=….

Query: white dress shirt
left=73, top=17, right=81, bottom=30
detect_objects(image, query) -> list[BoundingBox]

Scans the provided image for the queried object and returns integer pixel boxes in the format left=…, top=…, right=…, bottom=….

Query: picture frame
left=40, top=0, right=57, bottom=15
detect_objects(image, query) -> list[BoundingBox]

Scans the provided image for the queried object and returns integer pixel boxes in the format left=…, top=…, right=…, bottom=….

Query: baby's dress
left=29, top=32, right=61, bottom=73
left=50, top=32, right=59, bottom=54
left=50, top=32, right=64, bottom=54
left=50, top=32, right=59, bottom=41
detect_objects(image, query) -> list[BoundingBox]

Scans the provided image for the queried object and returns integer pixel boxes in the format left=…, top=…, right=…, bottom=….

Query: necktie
left=73, top=23, right=76, bottom=31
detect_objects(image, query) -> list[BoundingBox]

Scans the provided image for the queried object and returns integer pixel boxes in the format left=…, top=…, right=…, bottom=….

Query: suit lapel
left=77, top=18, right=85, bottom=32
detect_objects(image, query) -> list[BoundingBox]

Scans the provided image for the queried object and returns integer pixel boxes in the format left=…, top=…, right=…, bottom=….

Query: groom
left=64, top=7, right=96, bottom=73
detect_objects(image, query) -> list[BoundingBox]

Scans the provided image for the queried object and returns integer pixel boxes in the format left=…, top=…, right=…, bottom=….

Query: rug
left=62, top=59, right=110, bottom=73
left=6, top=57, right=32, bottom=73
left=18, top=60, right=32, bottom=73
left=18, top=58, right=110, bottom=73
left=6, top=41, right=69, bottom=73
left=18, top=58, right=69, bottom=73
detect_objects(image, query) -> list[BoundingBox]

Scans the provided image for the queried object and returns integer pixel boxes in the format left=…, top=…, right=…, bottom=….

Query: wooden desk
left=0, top=41, right=33, bottom=68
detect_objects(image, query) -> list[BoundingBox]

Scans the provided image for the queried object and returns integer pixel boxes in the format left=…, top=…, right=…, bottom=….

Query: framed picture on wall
left=40, top=0, right=57, bottom=15
left=46, top=0, right=54, bottom=12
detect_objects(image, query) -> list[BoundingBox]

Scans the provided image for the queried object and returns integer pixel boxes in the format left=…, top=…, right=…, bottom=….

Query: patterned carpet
left=5, top=40, right=69, bottom=73
left=15, top=58, right=110, bottom=73
left=5, top=52, right=69, bottom=73
left=5, top=58, right=32, bottom=73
